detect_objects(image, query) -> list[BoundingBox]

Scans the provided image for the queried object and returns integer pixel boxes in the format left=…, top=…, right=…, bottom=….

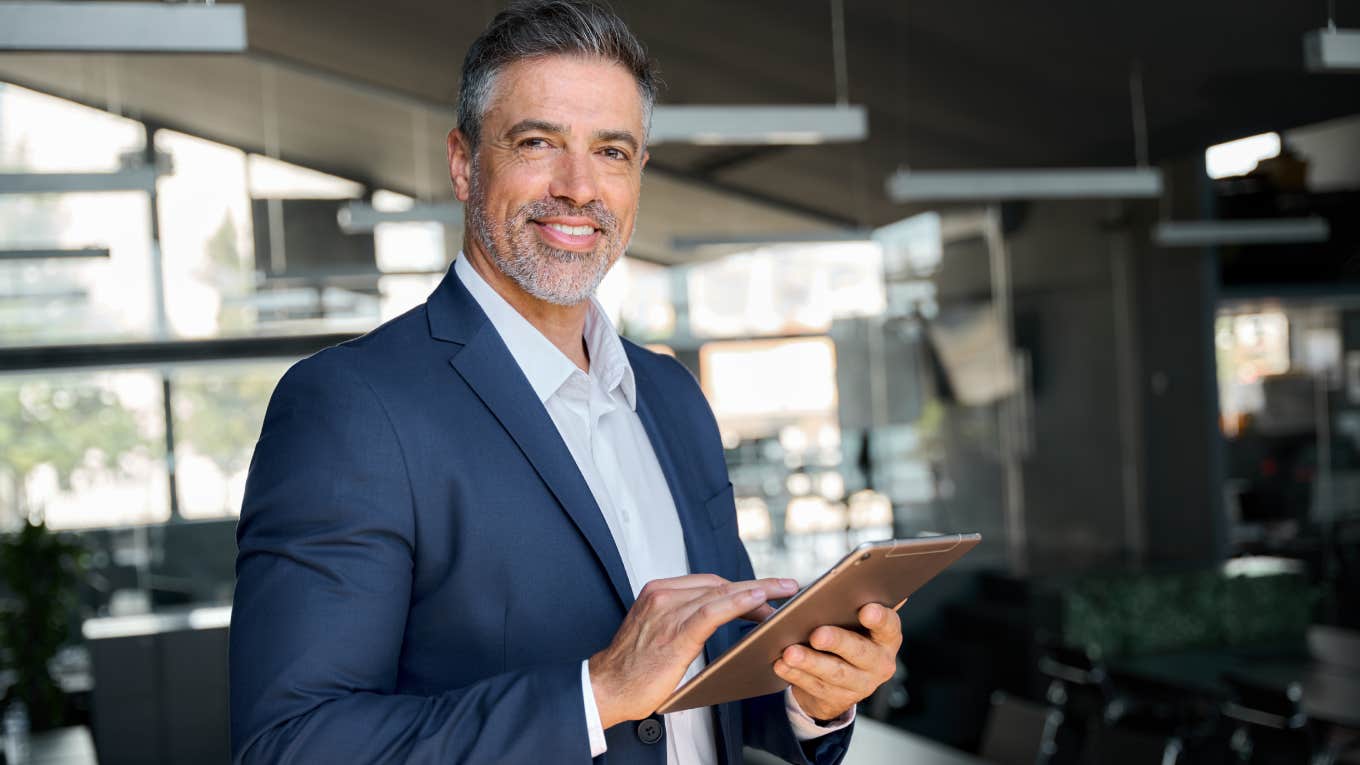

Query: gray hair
left=456, top=0, right=659, bottom=148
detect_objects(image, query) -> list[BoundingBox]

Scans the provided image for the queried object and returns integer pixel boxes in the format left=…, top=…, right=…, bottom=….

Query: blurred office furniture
left=1308, top=626, right=1360, bottom=672
left=250, top=198, right=380, bottom=323
left=1037, top=643, right=1119, bottom=765
left=148, top=521, right=237, bottom=607
left=979, top=691, right=1062, bottom=765
left=1077, top=724, right=1182, bottom=765
left=1329, top=521, right=1360, bottom=628
left=26, top=725, right=98, bottom=765
left=832, top=317, right=927, bottom=429
left=83, top=608, right=229, bottom=765
left=1221, top=672, right=1315, bottom=764
left=1303, top=626, right=1360, bottom=765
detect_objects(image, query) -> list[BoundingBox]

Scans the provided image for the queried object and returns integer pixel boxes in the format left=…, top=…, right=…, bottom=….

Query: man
left=229, top=2, right=901, bottom=762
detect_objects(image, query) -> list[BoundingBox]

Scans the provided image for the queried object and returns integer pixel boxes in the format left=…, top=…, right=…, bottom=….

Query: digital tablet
left=657, top=534, right=981, bottom=714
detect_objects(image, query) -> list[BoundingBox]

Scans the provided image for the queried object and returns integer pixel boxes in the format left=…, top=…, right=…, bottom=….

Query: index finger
left=678, top=585, right=773, bottom=643
left=858, top=602, right=902, bottom=645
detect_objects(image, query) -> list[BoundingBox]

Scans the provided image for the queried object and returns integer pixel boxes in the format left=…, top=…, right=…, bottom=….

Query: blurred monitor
left=251, top=198, right=377, bottom=282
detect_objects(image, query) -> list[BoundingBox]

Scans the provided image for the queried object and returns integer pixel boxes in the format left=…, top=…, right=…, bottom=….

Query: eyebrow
left=503, top=119, right=640, bottom=154
left=593, top=129, right=640, bottom=154
left=505, top=119, right=567, bottom=140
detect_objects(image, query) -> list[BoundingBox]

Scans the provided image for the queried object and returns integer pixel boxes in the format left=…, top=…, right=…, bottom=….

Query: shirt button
left=636, top=717, right=664, bottom=745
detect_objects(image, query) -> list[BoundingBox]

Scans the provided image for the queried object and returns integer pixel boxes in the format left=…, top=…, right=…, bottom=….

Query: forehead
left=484, top=54, right=646, bottom=135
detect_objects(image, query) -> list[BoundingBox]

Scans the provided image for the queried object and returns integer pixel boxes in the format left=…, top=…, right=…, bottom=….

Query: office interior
left=0, top=1, right=1358, bottom=764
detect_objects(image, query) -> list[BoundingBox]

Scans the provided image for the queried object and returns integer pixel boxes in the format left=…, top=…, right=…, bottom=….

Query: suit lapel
left=630, top=358, right=722, bottom=580
left=431, top=268, right=634, bottom=612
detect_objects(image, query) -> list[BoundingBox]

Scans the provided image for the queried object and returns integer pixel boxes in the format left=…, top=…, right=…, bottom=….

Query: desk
left=744, top=718, right=993, bottom=765
left=1111, top=650, right=1360, bottom=730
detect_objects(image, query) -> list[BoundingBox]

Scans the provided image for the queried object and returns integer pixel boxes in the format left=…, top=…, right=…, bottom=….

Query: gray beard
left=465, top=161, right=625, bottom=307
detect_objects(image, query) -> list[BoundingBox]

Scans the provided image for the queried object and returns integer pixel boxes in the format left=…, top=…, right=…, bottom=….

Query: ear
left=640, top=148, right=650, bottom=174
left=447, top=128, right=473, bottom=202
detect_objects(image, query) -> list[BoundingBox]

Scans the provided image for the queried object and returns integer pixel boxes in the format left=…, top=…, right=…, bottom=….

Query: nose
left=547, top=149, right=600, bottom=208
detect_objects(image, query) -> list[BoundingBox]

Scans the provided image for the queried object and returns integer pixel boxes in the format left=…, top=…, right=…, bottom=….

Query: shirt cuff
left=784, top=686, right=855, bottom=741
left=581, top=660, right=608, bottom=757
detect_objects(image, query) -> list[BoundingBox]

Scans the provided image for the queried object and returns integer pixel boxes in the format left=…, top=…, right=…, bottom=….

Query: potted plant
left=0, top=519, right=84, bottom=731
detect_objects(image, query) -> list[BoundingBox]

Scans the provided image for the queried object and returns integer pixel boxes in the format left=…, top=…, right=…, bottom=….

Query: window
left=171, top=363, right=288, bottom=519
left=687, top=242, right=884, bottom=339
left=0, top=370, right=169, bottom=531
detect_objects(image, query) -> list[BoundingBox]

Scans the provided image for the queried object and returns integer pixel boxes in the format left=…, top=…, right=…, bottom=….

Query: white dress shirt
left=454, top=255, right=851, bottom=762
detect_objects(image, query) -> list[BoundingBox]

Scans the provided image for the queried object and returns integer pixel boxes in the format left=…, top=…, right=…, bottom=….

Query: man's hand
left=773, top=602, right=902, bottom=721
left=589, top=574, right=799, bottom=729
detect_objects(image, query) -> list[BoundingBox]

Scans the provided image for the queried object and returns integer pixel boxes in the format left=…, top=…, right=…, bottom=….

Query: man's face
left=450, top=54, right=648, bottom=306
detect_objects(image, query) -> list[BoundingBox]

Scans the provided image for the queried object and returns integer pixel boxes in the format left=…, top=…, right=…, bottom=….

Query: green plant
left=1060, top=570, right=1319, bottom=659
left=0, top=520, right=84, bottom=731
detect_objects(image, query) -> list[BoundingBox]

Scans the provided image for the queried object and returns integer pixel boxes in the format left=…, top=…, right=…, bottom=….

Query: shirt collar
left=454, top=254, right=636, bottom=410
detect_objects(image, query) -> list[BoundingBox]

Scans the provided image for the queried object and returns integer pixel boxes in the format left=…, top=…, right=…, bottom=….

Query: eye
left=518, top=137, right=552, bottom=150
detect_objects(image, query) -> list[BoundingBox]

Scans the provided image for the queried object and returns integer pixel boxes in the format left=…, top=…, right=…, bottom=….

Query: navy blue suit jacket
left=230, top=267, right=853, bottom=764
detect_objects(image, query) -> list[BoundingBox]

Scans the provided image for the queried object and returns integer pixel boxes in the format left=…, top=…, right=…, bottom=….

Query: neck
left=462, top=242, right=591, bottom=372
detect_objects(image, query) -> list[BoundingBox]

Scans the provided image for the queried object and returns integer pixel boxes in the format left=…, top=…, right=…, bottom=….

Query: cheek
left=485, top=165, right=550, bottom=211
left=605, top=182, right=642, bottom=226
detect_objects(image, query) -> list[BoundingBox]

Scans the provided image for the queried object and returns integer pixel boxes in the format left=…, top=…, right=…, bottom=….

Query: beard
left=466, top=162, right=627, bottom=307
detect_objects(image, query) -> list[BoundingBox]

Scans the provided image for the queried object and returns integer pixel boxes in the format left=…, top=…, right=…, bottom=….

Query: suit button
left=636, top=717, right=663, bottom=745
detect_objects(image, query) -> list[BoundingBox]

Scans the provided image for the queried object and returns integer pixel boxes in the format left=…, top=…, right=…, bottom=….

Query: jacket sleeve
left=229, top=350, right=590, bottom=764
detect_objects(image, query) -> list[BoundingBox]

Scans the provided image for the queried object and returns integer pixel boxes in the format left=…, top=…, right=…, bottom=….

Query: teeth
left=544, top=222, right=595, bottom=236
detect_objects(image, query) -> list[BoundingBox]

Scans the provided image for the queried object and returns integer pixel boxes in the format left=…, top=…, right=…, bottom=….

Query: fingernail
left=781, top=578, right=798, bottom=590
left=787, top=647, right=802, bottom=662
left=865, top=606, right=882, bottom=624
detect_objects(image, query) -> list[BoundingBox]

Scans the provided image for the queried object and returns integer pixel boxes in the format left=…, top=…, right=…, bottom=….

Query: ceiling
left=1, top=0, right=1357, bottom=263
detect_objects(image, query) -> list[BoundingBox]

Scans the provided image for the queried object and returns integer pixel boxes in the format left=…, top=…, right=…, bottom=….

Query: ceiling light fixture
left=650, top=0, right=867, bottom=146
left=885, top=63, right=1163, bottom=202
left=0, top=2, right=247, bottom=53
left=0, top=167, right=160, bottom=194
left=0, top=247, right=111, bottom=260
left=1204, top=132, right=1281, bottom=180
left=1304, top=27, right=1360, bottom=72
left=885, top=167, right=1164, bottom=201
left=649, top=104, right=867, bottom=148
left=1153, top=218, right=1331, bottom=247
left=337, top=201, right=462, bottom=234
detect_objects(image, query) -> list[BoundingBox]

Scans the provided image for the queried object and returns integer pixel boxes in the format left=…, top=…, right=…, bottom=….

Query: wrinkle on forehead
left=480, top=54, right=647, bottom=143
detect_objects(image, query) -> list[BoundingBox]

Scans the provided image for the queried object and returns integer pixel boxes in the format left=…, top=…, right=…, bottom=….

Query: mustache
left=518, top=198, right=618, bottom=233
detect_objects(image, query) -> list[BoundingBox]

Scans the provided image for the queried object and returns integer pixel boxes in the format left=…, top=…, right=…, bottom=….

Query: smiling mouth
left=531, top=219, right=604, bottom=251
left=538, top=221, right=598, bottom=236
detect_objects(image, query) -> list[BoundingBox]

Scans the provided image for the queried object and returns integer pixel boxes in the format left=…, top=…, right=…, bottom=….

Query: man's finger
left=678, top=585, right=770, bottom=641
left=858, top=603, right=902, bottom=645
left=807, top=625, right=879, bottom=671
left=773, top=658, right=854, bottom=709
left=640, top=573, right=727, bottom=593
left=781, top=645, right=871, bottom=694
left=740, top=602, right=776, bottom=622
left=647, top=575, right=797, bottom=597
